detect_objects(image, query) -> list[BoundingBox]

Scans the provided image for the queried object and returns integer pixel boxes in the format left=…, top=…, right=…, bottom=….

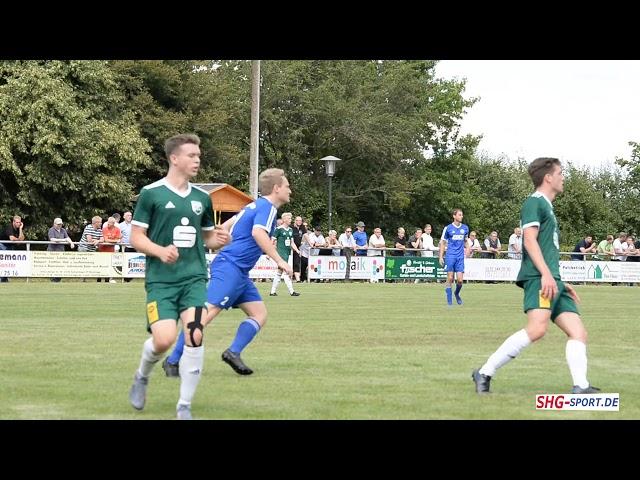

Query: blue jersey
left=441, top=223, right=469, bottom=259
left=217, top=197, right=278, bottom=273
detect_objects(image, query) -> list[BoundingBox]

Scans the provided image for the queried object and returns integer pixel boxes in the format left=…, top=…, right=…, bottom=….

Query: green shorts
left=521, top=277, right=579, bottom=322
left=145, top=278, right=207, bottom=332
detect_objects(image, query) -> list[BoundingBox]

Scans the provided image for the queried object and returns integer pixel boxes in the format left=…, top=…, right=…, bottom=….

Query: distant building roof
left=193, top=183, right=253, bottom=212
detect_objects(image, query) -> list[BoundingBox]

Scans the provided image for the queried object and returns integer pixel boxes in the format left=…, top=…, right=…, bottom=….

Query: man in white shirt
left=338, top=226, right=357, bottom=281
left=420, top=224, right=440, bottom=257
left=466, top=231, right=482, bottom=258
left=612, top=232, right=628, bottom=261
left=119, top=211, right=133, bottom=250
left=367, top=227, right=385, bottom=256
left=307, top=226, right=326, bottom=256
left=338, top=227, right=357, bottom=251
left=508, top=227, right=523, bottom=260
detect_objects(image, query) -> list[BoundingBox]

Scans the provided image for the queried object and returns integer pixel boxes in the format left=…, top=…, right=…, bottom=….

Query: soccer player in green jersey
left=472, top=157, right=600, bottom=395
left=269, top=212, right=301, bottom=297
left=128, top=134, right=230, bottom=420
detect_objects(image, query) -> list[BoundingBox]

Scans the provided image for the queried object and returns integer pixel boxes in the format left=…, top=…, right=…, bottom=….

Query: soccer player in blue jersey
left=439, top=209, right=470, bottom=306
left=163, top=168, right=293, bottom=377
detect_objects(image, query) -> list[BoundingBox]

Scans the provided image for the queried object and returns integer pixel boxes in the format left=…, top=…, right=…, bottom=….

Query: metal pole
left=328, top=175, right=333, bottom=232
left=249, top=60, right=261, bottom=199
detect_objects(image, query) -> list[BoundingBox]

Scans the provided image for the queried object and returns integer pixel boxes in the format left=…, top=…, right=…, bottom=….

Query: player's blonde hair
left=259, top=168, right=286, bottom=195
left=281, top=212, right=292, bottom=221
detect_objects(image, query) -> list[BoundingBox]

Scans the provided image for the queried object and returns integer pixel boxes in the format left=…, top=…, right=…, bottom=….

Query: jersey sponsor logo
left=165, top=201, right=176, bottom=209
left=173, top=217, right=197, bottom=247
left=191, top=200, right=203, bottom=215
left=451, top=234, right=465, bottom=240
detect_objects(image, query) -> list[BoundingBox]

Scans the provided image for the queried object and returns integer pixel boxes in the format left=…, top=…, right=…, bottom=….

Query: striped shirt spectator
left=78, top=216, right=103, bottom=252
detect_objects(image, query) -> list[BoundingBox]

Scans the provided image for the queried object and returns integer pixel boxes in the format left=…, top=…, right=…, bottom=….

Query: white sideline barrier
left=0, top=251, right=287, bottom=279
left=2, top=250, right=639, bottom=282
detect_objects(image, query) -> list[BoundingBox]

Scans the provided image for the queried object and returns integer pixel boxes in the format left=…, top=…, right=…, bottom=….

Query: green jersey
left=516, top=191, right=560, bottom=286
left=132, top=179, right=215, bottom=285
left=273, top=225, right=294, bottom=260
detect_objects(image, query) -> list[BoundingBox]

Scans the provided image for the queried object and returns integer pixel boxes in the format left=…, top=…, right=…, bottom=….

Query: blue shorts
left=207, top=256, right=262, bottom=309
left=445, top=257, right=465, bottom=273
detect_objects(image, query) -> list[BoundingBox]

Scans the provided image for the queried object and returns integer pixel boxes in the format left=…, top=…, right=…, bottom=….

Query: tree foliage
left=0, top=60, right=150, bottom=239
left=0, top=59, right=636, bottom=250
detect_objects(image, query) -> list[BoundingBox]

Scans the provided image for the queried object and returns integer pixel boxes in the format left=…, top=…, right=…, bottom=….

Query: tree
left=0, top=60, right=150, bottom=240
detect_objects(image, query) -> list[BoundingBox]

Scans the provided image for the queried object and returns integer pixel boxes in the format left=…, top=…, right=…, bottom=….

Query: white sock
left=282, top=273, right=294, bottom=294
left=480, top=329, right=532, bottom=377
left=178, top=345, right=204, bottom=408
left=271, top=272, right=281, bottom=294
left=137, top=337, right=163, bottom=378
left=566, top=339, right=589, bottom=388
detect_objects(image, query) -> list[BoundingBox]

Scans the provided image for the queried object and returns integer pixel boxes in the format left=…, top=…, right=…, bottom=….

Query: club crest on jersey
left=191, top=200, right=203, bottom=215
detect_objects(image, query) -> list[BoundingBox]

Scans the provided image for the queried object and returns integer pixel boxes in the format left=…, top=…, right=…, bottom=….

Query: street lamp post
left=320, top=156, right=341, bottom=232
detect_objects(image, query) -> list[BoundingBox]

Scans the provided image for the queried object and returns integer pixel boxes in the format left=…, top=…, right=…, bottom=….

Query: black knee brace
left=186, top=306, right=204, bottom=347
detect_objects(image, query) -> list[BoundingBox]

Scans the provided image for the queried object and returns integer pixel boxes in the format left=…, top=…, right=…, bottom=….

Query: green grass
left=1, top=279, right=638, bottom=419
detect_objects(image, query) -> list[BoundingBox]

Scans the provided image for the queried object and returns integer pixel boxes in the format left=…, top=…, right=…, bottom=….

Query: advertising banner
left=308, top=255, right=385, bottom=280
left=384, top=256, right=441, bottom=280
left=0, top=250, right=31, bottom=277
left=30, top=251, right=123, bottom=278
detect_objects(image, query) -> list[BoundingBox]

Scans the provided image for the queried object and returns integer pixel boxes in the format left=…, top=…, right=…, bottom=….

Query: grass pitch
left=1, top=279, right=638, bottom=419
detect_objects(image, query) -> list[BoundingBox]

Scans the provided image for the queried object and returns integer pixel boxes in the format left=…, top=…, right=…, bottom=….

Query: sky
left=434, top=60, right=640, bottom=169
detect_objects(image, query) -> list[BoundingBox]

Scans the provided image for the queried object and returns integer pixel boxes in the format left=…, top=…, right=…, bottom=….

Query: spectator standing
left=78, top=216, right=103, bottom=253
left=625, top=235, right=639, bottom=262
left=570, top=235, right=597, bottom=261
left=393, top=227, right=407, bottom=256
left=612, top=232, right=628, bottom=261
left=596, top=235, right=615, bottom=259
left=100, top=216, right=122, bottom=283
left=307, top=226, right=326, bottom=256
left=119, top=211, right=133, bottom=251
left=291, top=216, right=307, bottom=282
left=78, top=216, right=103, bottom=282
left=338, top=226, right=357, bottom=280
left=420, top=224, right=440, bottom=258
left=367, top=227, right=385, bottom=256
left=327, top=230, right=341, bottom=256
left=482, top=231, right=502, bottom=259
left=508, top=227, right=523, bottom=260
left=407, top=228, right=423, bottom=256
left=104, top=212, right=121, bottom=229
left=299, top=230, right=311, bottom=282
left=353, top=221, right=368, bottom=256
left=47, top=217, right=75, bottom=283
left=0, top=215, right=26, bottom=282
left=466, top=231, right=482, bottom=258
left=119, top=211, right=134, bottom=282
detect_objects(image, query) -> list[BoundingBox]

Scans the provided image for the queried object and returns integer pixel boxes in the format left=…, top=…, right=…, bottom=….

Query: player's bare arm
left=131, top=224, right=179, bottom=264
left=204, top=227, right=231, bottom=251
left=253, top=227, right=292, bottom=275
left=439, top=240, right=446, bottom=267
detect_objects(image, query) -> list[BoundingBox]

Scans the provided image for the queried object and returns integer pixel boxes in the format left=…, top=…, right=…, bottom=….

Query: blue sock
left=167, top=330, right=185, bottom=365
left=445, top=287, right=452, bottom=304
left=229, top=318, right=261, bottom=354
left=455, top=283, right=462, bottom=297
